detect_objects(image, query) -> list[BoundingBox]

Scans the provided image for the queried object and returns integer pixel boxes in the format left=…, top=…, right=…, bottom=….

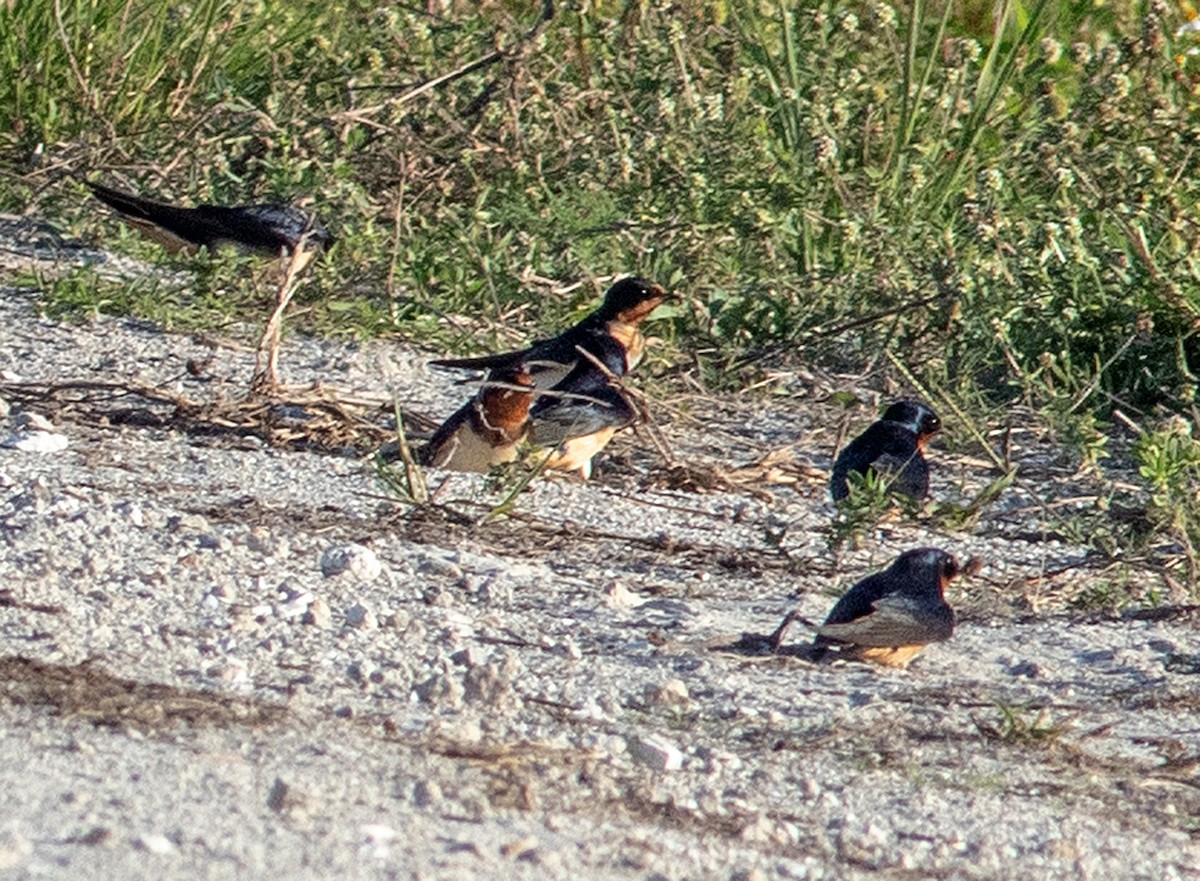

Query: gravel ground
left=0, top=279, right=1198, bottom=881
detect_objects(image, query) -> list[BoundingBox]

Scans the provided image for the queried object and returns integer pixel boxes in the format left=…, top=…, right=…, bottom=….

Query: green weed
left=974, top=702, right=1070, bottom=746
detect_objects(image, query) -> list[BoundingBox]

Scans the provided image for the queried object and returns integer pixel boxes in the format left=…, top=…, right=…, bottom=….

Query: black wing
left=816, top=594, right=953, bottom=647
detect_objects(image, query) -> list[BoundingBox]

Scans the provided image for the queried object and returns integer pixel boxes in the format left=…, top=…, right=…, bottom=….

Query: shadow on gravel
left=0, top=656, right=285, bottom=731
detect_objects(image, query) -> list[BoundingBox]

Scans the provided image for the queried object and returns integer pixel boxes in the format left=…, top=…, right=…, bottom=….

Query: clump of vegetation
left=2, top=1, right=1199, bottom=584
left=1135, top=418, right=1200, bottom=586
left=974, top=701, right=1071, bottom=747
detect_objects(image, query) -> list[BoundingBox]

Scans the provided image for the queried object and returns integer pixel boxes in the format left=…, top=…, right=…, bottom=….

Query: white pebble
left=0, top=828, right=31, bottom=869
left=135, top=833, right=175, bottom=855
left=320, top=543, right=382, bottom=581
left=604, top=582, right=644, bottom=609
left=2, top=431, right=69, bottom=453
left=626, top=734, right=684, bottom=771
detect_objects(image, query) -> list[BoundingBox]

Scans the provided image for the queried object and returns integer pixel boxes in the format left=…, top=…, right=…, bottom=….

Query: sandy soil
left=0, top=271, right=1197, bottom=880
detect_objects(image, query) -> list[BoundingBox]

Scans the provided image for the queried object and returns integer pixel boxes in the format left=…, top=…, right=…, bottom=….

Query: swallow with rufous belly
left=768, top=548, right=979, bottom=669
left=829, top=399, right=941, bottom=502
left=428, top=277, right=667, bottom=476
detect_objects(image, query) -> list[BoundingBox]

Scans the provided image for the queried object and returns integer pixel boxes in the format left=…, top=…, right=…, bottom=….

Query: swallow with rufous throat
left=770, top=548, right=975, bottom=669
left=86, top=180, right=332, bottom=269
left=829, top=399, right=941, bottom=502
left=414, top=368, right=535, bottom=473
left=429, top=277, right=667, bottom=476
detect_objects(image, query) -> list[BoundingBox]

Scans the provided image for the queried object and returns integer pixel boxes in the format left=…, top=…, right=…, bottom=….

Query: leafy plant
left=973, top=701, right=1071, bottom=746
left=1135, top=419, right=1200, bottom=585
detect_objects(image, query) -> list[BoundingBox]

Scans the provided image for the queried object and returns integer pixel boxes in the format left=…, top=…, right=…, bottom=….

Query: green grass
left=3, top=0, right=1200, bottom=585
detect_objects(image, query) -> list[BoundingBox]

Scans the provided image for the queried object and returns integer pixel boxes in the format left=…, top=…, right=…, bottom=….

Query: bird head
left=599, top=277, right=669, bottom=325
left=888, top=548, right=961, bottom=596
left=882, top=400, right=941, bottom=444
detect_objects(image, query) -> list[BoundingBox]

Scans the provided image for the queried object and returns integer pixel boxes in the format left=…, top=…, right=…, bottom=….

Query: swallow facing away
left=829, top=399, right=941, bottom=502
left=429, top=277, right=667, bottom=477
left=416, top=368, right=535, bottom=472
left=86, top=181, right=332, bottom=267
left=770, top=548, right=968, bottom=669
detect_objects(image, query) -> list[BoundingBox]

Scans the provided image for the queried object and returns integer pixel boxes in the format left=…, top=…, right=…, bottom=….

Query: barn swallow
left=772, top=548, right=967, bottom=669
left=415, top=368, right=534, bottom=472
left=829, top=399, right=941, bottom=502
left=431, top=277, right=667, bottom=381
left=527, top=335, right=640, bottom=478
left=430, top=277, right=666, bottom=476
left=86, top=181, right=332, bottom=266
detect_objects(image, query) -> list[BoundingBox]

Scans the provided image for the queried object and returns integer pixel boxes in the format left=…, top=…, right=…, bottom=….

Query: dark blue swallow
left=829, top=400, right=941, bottom=502
left=804, top=548, right=965, bottom=668
left=87, top=181, right=332, bottom=261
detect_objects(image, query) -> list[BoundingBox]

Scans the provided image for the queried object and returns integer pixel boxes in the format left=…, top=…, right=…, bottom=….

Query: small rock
left=0, top=828, right=32, bottom=869
left=304, top=597, right=333, bottom=628
left=470, top=573, right=513, bottom=605
left=276, top=590, right=313, bottom=619
left=1008, top=660, right=1041, bottom=678
left=2, top=431, right=69, bottom=453
left=76, top=827, right=110, bottom=847
left=412, top=779, right=441, bottom=808
left=13, top=411, right=54, bottom=432
left=604, top=582, right=644, bottom=609
left=114, top=501, right=145, bottom=527
left=266, top=778, right=290, bottom=813
left=347, top=661, right=377, bottom=686
left=0, top=397, right=10, bottom=419
left=417, top=554, right=463, bottom=580
left=644, top=679, right=690, bottom=709
left=414, top=665, right=464, bottom=709
left=626, top=734, right=684, bottom=771
left=345, top=603, right=378, bottom=630
left=245, top=527, right=278, bottom=555
left=451, top=646, right=487, bottom=668
left=389, top=609, right=412, bottom=631
left=167, top=513, right=210, bottom=534
left=321, top=543, right=382, bottom=581
left=500, top=836, right=539, bottom=860
left=211, top=584, right=236, bottom=602
left=362, top=823, right=394, bottom=843
left=135, top=833, right=175, bottom=855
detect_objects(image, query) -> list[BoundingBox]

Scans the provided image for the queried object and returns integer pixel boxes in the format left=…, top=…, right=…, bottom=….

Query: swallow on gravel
left=86, top=181, right=332, bottom=267
left=430, top=277, right=667, bottom=476
left=417, top=368, right=535, bottom=472
left=527, top=335, right=640, bottom=478
left=773, top=548, right=967, bottom=669
left=829, top=399, right=941, bottom=502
